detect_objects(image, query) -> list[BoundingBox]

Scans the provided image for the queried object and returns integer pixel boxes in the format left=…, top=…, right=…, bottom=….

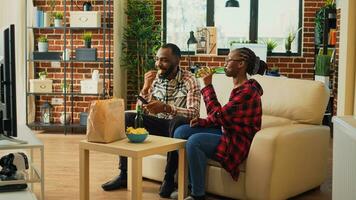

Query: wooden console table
left=79, top=135, right=186, bottom=200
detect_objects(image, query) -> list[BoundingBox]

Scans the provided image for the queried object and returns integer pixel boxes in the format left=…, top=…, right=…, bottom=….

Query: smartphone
left=136, top=95, right=149, bottom=104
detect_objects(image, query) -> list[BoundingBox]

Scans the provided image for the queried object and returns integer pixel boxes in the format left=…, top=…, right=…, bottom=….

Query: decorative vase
left=39, top=75, right=46, bottom=80
left=54, top=19, right=62, bottom=27
left=38, top=42, right=48, bottom=52
left=60, top=112, right=71, bottom=124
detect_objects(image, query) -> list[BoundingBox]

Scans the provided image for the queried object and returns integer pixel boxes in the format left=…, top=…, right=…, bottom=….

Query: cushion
left=252, top=75, right=329, bottom=125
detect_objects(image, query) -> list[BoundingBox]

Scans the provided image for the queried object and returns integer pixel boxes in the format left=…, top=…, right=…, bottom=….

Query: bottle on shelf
left=195, top=66, right=225, bottom=78
left=134, top=105, right=144, bottom=128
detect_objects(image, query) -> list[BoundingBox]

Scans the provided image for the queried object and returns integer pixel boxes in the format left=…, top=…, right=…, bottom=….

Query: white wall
left=337, top=0, right=356, bottom=116
left=0, top=0, right=28, bottom=126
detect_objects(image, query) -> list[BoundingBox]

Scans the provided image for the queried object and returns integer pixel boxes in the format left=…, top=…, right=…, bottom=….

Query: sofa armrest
left=245, top=124, right=330, bottom=200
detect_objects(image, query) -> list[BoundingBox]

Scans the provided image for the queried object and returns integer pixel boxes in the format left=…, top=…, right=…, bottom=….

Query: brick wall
left=332, top=8, right=341, bottom=115
left=173, top=0, right=326, bottom=79
left=32, top=0, right=113, bottom=124
left=126, top=0, right=336, bottom=108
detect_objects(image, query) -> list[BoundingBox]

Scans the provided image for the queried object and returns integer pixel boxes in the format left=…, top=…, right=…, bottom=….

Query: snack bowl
left=126, top=127, right=149, bottom=143
left=126, top=132, right=148, bottom=143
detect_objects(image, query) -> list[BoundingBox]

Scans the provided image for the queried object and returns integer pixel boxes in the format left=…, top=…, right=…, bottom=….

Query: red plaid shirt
left=198, top=79, right=263, bottom=180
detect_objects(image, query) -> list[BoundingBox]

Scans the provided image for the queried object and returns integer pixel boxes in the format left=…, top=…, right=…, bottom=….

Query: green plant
left=285, top=27, right=302, bottom=52
left=38, top=71, right=48, bottom=77
left=122, top=0, right=161, bottom=95
left=61, top=82, right=70, bottom=92
left=37, top=36, right=48, bottom=43
left=270, top=66, right=279, bottom=73
left=54, top=12, right=63, bottom=20
left=264, top=39, right=278, bottom=53
left=229, top=39, right=251, bottom=47
left=315, top=1, right=336, bottom=45
left=82, top=32, right=92, bottom=42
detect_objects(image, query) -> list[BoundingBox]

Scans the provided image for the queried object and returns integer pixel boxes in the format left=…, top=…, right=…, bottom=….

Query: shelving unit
left=314, top=7, right=336, bottom=127
left=24, top=0, right=112, bottom=133
left=0, top=125, right=44, bottom=200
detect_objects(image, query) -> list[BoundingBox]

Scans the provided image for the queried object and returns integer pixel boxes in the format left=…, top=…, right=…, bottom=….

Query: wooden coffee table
left=79, top=135, right=187, bottom=200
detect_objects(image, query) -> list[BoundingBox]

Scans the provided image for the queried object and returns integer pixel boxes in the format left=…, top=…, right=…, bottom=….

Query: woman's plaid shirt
left=198, top=79, right=263, bottom=180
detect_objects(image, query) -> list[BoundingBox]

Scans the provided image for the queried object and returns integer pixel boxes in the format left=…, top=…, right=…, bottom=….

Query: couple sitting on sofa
left=102, top=43, right=263, bottom=200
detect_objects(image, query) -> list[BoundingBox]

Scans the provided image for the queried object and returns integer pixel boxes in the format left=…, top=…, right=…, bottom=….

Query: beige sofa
left=142, top=74, right=330, bottom=200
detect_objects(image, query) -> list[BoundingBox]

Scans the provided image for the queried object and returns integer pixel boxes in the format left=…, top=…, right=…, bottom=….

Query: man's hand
left=190, top=117, right=200, bottom=127
left=142, top=100, right=165, bottom=114
left=141, top=70, right=157, bottom=94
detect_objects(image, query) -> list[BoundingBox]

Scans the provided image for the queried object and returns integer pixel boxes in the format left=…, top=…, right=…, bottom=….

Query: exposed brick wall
left=174, top=0, right=326, bottom=79
left=32, top=0, right=113, bottom=124
left=332, top=8, right=341, bottom=115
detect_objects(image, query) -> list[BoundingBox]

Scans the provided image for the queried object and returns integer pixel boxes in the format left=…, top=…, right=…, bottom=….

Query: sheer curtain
left=0, top=0, right=35, bottom=127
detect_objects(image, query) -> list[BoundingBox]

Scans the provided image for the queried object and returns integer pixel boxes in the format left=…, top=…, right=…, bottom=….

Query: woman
left=175, top=47, right=263, bottom=200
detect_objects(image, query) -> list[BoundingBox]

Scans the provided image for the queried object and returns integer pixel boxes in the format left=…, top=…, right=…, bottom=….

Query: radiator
left=332, top=116, right=356, bottom=200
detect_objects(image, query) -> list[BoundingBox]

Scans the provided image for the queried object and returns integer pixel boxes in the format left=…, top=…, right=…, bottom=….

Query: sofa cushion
left=208, top=159, right=246, bottom=172
left=252, top=75, right=330, bottom=125
left=262, top=115, right=295, bottom=129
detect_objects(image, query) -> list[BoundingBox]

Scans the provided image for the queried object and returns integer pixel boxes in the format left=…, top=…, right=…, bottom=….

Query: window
left=163, top=0, right=302, bottom=55
left=258, top=0, right=301, bottom=53
left=215, top=0, right=250, bottom=49
left=164, top=0, right=206, bottom=51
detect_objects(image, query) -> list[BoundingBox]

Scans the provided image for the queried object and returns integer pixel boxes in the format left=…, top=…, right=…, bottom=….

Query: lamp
left=187, top=31, right=198, bottom=70
left=225, top=0, right=240, bottom=7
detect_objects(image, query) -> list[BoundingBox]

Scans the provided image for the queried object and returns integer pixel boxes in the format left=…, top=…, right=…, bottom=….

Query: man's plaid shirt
left=198, top=79, right=263, bottom=180
left=140, top=68, right=201, bottom=120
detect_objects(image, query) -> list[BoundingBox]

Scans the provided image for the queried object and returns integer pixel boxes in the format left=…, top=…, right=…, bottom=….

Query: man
left=102, top=43, right=201, bottom=198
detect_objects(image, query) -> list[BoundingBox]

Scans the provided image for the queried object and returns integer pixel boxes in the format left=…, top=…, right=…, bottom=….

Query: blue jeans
left=173, top=125, right=222, bottom=196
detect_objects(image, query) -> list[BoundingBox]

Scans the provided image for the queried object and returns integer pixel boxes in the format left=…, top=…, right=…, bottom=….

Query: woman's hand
left=198, top=67, right=213, bottom=86
left=190, top=117, right=200, bottom=127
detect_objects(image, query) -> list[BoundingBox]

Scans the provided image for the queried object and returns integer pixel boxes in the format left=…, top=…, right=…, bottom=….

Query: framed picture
left=195, top=27, right=217, bottom=55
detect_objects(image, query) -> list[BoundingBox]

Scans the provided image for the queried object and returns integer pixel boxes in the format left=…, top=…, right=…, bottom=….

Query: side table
left=79, top=135, right=186, bottom=200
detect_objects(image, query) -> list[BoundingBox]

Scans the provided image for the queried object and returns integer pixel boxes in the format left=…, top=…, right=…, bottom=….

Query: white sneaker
left=170, top=190, right=178, bottom=199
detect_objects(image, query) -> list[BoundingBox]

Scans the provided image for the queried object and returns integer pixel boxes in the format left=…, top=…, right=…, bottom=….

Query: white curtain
left=0, top=0, right=34, bottom=128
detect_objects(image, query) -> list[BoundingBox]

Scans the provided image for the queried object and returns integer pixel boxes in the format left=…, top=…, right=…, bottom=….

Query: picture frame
left=195, top=27, right=217, bottom=55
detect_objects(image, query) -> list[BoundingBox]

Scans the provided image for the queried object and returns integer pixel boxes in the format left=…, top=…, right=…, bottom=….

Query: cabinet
left=314, top=6, right=336, bottom=127
left=24, top=0, right=113, bottom=133
left=0, top=125, right=44, bottom=200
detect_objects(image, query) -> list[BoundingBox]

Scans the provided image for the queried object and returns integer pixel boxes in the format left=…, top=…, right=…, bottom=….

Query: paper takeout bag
left=86, top=98, right=126, bottom=143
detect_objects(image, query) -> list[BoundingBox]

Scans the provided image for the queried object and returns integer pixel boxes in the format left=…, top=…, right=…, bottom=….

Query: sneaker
left=184, top=195, right=205, bottom=200
left=159, top=180, right=176, bottom=198
left=101, top=174, right=127, bottom=191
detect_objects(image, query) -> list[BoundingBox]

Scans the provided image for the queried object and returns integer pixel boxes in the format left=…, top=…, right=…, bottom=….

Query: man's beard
left=159, top=65, right=176, bottom=79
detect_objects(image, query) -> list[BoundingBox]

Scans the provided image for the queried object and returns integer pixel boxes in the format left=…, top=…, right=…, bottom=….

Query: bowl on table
left=126, top=127, right=149, bottom=143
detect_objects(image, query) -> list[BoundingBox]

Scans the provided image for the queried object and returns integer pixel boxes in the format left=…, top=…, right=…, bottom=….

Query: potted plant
left=122, top=0, right=161, bottom=102
left=61, top=82, right=70, bottom=93
left=285, top=27, right=302, bottom=54
left=315, top=0, right=336, bottom=45
left=54, top=12, right=63, bottom=27
left=83, top=31, right=92, bottom=48
left=37, top=36, right=48, bottom=52
left=264, top=39, right=278, bottom=55
left=266, top=66, right=280, bottom=77
left=38, top=71, right=48, bottom=80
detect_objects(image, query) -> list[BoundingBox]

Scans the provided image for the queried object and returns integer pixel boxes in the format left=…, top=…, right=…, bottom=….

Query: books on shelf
left=33, top=7, right=51, bottom=27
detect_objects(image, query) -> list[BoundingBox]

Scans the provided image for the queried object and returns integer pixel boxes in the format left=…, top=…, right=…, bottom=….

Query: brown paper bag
left=86, top=98, right=126, bottom=143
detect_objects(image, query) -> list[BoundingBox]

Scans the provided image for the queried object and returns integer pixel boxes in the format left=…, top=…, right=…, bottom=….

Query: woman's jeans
left=173, top=125, right=222, bottom=196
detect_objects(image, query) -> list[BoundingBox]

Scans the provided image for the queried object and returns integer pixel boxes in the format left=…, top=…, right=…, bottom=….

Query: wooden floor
left=31, top=132, right=332, bottom=200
